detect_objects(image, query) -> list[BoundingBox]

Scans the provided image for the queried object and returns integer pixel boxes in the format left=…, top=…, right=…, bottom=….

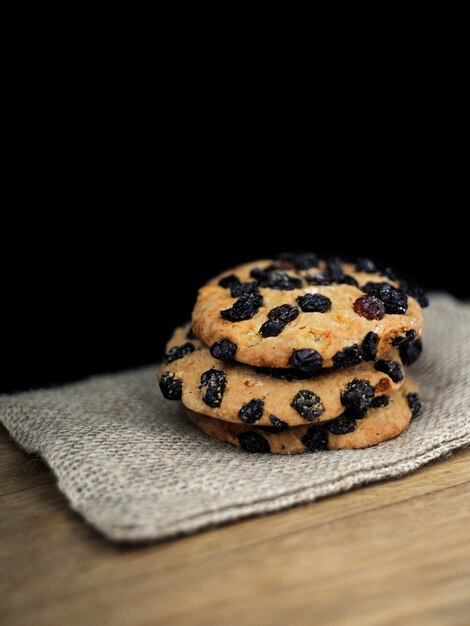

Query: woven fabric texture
left=1, top=294, right=469, bottom=542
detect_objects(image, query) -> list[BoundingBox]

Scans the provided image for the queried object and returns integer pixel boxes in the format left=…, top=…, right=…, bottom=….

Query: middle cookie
left=159, top=325, right=405, bottom=427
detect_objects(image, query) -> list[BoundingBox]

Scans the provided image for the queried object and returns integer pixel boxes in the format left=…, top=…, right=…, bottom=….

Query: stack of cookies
left=158, top=254, right=427, bottom=453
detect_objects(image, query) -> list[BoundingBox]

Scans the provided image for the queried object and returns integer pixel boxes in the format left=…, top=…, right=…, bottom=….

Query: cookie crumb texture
left=192, top=259, right=425, bottom=370
left=159, top=326, right=405, bottom=427
left=185, top=379, right=419, bottom=453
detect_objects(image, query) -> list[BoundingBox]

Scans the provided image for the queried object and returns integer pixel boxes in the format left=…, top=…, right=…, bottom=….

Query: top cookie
left=192, top=255, right=426, bottom=370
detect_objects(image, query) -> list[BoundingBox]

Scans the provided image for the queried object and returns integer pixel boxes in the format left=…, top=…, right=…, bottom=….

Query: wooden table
left=1, top=425, right=469, bottom=626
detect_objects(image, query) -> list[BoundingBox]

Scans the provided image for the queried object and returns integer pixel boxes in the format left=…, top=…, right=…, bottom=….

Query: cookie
left=191, top=257, right=425, bottom=370
left=184, top=378, right=421, bottom=453
left=159, top=325, right=406, bottom=427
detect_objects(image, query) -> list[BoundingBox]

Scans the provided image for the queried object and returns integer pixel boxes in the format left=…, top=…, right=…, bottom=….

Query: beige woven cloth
left=1, top=294, right=469, bottom=542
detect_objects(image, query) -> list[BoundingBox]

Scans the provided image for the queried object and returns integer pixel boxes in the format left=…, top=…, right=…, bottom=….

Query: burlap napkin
left=1, top=294, right=469, bottom=542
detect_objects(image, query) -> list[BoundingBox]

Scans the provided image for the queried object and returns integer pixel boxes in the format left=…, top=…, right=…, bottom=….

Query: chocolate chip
left=291, top=390, right=324, bottom=421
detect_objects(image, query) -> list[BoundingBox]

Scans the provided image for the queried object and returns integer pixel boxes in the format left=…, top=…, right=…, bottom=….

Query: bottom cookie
left=185, top=378, right=421, bottom=453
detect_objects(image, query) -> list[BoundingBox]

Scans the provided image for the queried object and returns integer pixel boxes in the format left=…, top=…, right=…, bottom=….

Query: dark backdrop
left=2, top=216, right=467, bottom=393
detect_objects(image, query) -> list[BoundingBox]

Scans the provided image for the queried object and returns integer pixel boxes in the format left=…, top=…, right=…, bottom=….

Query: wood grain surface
left=1, top=424, right=469, bottom=626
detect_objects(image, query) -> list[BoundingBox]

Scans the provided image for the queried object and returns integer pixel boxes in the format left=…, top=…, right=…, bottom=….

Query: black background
left=3, top=213, right=467, bottom=394
left=3, top=46, right=468, bottom=393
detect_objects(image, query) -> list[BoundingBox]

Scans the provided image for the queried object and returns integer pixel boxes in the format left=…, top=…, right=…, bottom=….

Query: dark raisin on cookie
left=338, top=274, right=360, bottom=287
left=363, top=282, right=408, bottom=315
left=239, top=398, right=264, bottom=424
left=263, top=260, right=296, bottom=272
left=268, top=304, right=300, bottom=323
left=341, top=379, right=375, bottom=412
left=291, top=389, right=324, bottom=421
left=381, top=266, right=399, bottom=281
left=399, top=338, right=423, bottom=365
left=260, top=270, right=303, bottom=291
left=369, top=395, right=390, bottom=408
left=333, top=344, right=364, bottom=368
left=301, top=425, right=328, bottom=452
left=356, top=258, right=377, bottom=273
left=392, top=330, right=417, bottom=347
left=199, top=369, right=227, bottom=408
left=254, top=366, right=313, bottom=381
left=210, top=339, right=237, bottom=360
left=327, top=416, right=358, bottom=435
left=269, top=415, right=289, bottom=431
left=260, top=305, right=299, bottom=337
left=353, top=295, right=385, bottom=320
left=259, top=319, right=286, bottom=337
left=291, top=252, right=319, bottom=270
left=325, top=258, right=344, bottom=282
left=218, top=274, right=240, bottom=288
left=250, top=267, right=265, bottom=280
left=221, top=292, right=263, bottom=322
left=257, top=416, right=290, bottom=434
left=343, top=406, right=368, bottom=420
left=238, top=431, right=271, bottom=453
left=375, top=360, right=404, bottom=383
left=407, top=392, right=422, bottom=418
left=163, top=342, right=195, bottom=364
left=230, top=281, right=260, bottom=297
left=290, top=349, right=323, bottom=374
left=362, top=332, right=379, bottom=361
left=305, top=273, right=333, bottom=286
left=159, top=372, right=183, bottom=401
left=297, top=293, right=332, bottom=313
left=400, top=281, right=429, bottom=308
